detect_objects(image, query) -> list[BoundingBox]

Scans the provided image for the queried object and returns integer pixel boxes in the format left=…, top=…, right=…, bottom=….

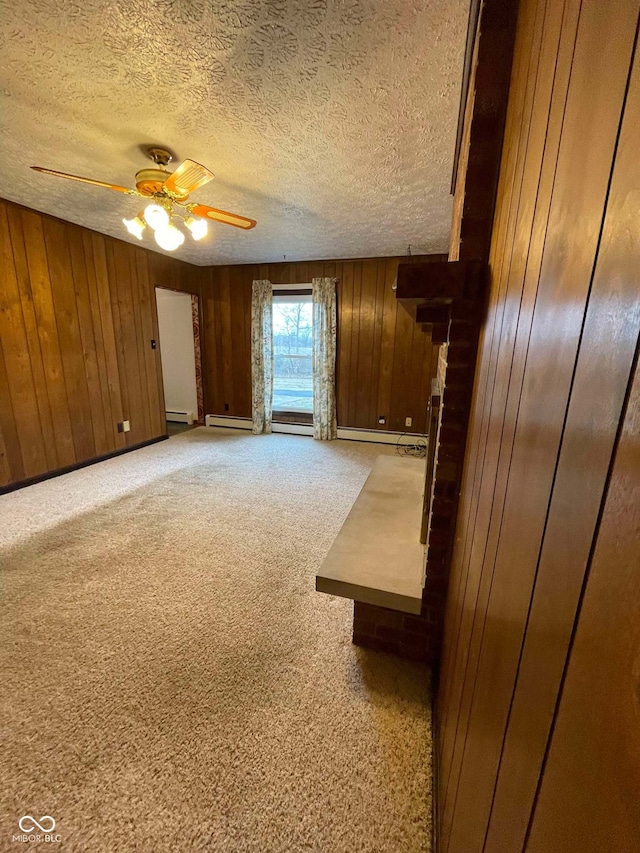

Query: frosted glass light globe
left=185, top=216, right=208, bottom=241
left=154, top=223, right=185, bottom=252
left=122, top=216, right=145, bottom=240
left=143, top=204, right=170, bottom=231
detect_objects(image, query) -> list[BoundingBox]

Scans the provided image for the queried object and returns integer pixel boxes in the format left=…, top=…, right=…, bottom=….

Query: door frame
left=154, top=286, right=204, bottom=425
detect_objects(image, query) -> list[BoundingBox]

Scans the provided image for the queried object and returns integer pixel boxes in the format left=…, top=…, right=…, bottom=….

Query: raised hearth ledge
left=315, top=454, right=426, bottom=614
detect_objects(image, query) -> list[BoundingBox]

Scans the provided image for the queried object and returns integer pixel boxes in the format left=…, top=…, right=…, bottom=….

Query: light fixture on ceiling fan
left=31, top=147, right=256, bottom=252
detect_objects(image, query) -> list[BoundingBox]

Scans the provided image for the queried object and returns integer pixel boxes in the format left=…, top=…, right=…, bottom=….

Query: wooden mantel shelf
left=315, top=455, right=426, bottom=615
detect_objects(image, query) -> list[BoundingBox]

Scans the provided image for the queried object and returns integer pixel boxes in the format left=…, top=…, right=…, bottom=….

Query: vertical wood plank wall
left=0, top=200, right=207, bottom=488
left=436, top=0, right=640, bottom=851
left=205, top=258, right=441, bottom=434
left=523, top=36, right=640, bottom=853
left=0, top=199, right=440, bottom=487
left=525, top=357, right=640, bottom=853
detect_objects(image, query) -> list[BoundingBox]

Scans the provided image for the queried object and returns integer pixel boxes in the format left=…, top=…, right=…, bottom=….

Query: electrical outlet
left=378, top=415, right=386, bottom=425
left=224, top=403, right=230, bottom=412
left=123, top=420, right=131, bottom=433
left=405, top=417, right=413, bottom=427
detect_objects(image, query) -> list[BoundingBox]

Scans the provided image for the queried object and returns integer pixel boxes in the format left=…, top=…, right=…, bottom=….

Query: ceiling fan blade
left=163, top=159, right=214, bottom=198
left=189, top=203, right=256, bottom=230
left=31, top=166, right=133, bottom=194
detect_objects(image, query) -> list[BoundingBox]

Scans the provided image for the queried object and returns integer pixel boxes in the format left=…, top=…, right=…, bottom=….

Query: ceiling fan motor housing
left=135, top=168, right=178, bottom=197
left=135, top=147, right=189, bottom=200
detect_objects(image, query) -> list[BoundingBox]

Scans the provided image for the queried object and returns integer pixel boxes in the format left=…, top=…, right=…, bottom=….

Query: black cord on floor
left=395, top=432, right=427, bottom=458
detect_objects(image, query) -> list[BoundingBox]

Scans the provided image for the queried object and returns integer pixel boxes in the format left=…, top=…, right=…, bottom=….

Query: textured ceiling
left=0, top=0, right=468, bottom=266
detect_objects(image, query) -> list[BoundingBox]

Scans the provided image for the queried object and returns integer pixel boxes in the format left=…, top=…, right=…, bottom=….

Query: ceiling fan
left=31, top=147, right=256, bottom=252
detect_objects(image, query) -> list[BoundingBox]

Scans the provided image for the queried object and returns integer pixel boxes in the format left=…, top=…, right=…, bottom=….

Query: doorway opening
left=272, top=290, right=313, bottom=424
left=155, top=287, right=204, bottom=435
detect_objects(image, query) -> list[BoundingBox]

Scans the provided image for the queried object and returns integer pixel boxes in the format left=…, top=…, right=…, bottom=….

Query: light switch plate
left=123, top=420, right=131, bottom=433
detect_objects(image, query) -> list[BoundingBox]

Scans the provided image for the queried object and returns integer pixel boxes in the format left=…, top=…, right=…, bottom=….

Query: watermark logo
left=12, top=815, right=60, bottom=844
left=18, top=817, right=55, bottom=834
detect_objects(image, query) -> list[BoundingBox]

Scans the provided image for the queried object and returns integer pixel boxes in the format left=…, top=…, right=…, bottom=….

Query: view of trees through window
left=273, top=299, right=313, bottom=413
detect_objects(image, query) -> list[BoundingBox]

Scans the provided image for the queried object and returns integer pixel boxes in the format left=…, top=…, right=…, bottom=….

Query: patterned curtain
left=251, top=280, right=273, bottom=434
left=312, top=277, right=338, bottom=440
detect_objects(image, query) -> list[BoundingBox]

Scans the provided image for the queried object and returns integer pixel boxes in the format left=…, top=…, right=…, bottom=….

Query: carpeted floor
left=0, top=429, right=432, bottom=853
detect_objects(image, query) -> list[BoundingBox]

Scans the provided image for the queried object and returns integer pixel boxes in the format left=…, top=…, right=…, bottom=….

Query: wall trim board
left=0, top=434, right=169, bottom=495
left=204, top=414, right=427, bottom=445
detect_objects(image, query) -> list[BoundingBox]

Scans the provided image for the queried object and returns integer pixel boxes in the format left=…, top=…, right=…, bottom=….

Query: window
left=272, top=292, right=313, bottom=415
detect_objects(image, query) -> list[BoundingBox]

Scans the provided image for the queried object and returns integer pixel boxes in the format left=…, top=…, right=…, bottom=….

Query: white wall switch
left=405, top=417, right=413, bottom=427
left=123, top=420, right=131, bottom=432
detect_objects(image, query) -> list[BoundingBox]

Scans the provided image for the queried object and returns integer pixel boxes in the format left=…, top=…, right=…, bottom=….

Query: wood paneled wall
left=205, top=257, right=442, bottom=433
left=0, top=198, right=441, bottom=488
left=0, top=199, right=206, bottom=489
left=436, top=0, right=640, bottom=851
left=526, top=356, right=640, bottom=852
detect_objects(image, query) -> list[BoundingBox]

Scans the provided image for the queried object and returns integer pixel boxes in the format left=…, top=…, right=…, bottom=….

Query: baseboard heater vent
left=205, top=415, right=426, bottom=445
left=166, top=410, right=194, bottom=424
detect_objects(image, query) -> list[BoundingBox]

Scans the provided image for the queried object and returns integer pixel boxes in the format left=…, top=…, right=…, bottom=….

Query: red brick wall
left=352, top=602, right=435, bottom=663
left=351, top=307, right=481, bottom=663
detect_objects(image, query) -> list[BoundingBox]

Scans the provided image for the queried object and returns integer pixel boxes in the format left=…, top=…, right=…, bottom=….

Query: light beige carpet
left=0, top=429, right=432, bottom=852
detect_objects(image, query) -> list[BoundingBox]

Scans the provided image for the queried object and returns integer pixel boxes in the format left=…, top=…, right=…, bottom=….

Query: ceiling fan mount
left=147, top=146, right=173, bottom=167
left=31, top=148, right=257, bottom=252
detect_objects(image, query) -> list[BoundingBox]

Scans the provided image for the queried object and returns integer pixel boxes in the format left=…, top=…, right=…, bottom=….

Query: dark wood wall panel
left=88, top=231, right=126, bottom=452
left=46, top=217, right=96, bottom=462
left=0, top=204, right=49, bottom=478
left=7, top=207, right=59, bottom=471
left=438, top=0, right=579, bottom=834
left=0, top=199, right=208, bottom=489
left=436, top=0, right=640, bottom=851
left=486, top=28, right=640, bottom=852
left=205, top=256, right=441, bottom=433
left=0, top=337, right=22, bottom=483
left=0, top=200, right=437, bottom=488
left=526, top=352, right=640, bottom=853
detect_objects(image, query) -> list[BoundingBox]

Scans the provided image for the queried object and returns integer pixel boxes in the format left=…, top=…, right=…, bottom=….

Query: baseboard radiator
left=166, top=410, right=195, bottom=424
left=204, top=415, right=426, bottom=445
